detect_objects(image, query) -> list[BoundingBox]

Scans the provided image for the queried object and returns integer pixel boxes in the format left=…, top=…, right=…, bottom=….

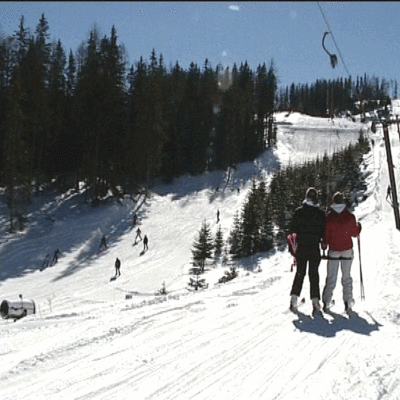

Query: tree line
left=276, top=74, right=394, bottom=117
left=0, top=15, right=278, bottom=222
left=191, top=131, right=370, bottom=272
left=229, top=131, right=371, bottom=259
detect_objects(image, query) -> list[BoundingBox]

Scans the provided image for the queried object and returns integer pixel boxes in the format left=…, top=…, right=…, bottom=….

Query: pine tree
left=214, top=224, right=224, bottom=262
left=73, top=29, right=102, bottom=202
left=66, top=49, right=76, bottom=97
left=192, top=220, right=214, bottom=273
left=46, top=39, right=67, bottom=177
left=3, top=73, right=31, bottom=232
left=142, top=49, right=166, bottom=192
left=126, top=58, right=147, bottom=190
left=74, top=26, right=127, bottom=202
left=229, top=211, right=243, bottom=259
left=241, top=179, right=259, bottom=256
left=188, top=269, right=208, bottom=291
left=258, top=196, right=274, bottom=252
left=160, top=61, right=186, bottom=182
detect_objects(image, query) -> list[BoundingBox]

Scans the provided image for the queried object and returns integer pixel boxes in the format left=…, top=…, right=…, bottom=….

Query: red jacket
left=322, top=207, right=360, bottom=252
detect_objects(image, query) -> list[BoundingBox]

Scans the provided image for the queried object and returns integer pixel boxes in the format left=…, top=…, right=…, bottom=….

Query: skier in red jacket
left=321, top=192, right=361, bottom=314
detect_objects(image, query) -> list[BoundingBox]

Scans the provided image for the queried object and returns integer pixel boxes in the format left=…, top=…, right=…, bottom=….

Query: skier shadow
left=293, top=310, right=382, bottom=338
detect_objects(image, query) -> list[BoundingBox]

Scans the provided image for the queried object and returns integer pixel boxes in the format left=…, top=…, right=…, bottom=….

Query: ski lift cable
left=317, top=2, right=365, bottom=115
left=317, top=2, right=351, bottom=77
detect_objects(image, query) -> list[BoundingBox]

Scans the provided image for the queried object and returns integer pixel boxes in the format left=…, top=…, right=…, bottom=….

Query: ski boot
left=345, top=299, right=355, bottom=315
left=312, top=298, right=323, bottom=317
left=323, top=299, right=335, bottom=313
left=290, top=295, right=299, bottom=313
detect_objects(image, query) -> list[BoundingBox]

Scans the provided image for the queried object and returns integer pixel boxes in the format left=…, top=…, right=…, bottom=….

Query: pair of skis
left=290, top=298, right=354, bottom=318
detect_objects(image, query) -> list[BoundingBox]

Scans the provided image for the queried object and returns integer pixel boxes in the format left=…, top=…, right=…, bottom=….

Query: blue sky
left=1, top=1, right=399, bottom=92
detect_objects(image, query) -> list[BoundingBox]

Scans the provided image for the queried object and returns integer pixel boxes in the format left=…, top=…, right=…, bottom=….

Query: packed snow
left=1, top=109, right=400, bottom=400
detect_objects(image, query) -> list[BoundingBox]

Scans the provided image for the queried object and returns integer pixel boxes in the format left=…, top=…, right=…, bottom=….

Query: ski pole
left=358, top=235, right=365, bottom=301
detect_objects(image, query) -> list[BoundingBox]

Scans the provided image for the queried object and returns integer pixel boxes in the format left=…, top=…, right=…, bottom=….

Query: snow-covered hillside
left=1, top=112, right=400, bottom=400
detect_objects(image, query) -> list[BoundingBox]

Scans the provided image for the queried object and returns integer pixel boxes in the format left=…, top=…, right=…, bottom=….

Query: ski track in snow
left=2, top=110, right=400, bottom=399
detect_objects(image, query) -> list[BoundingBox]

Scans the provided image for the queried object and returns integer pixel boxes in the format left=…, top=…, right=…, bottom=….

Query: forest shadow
left=155, top=146, right=281, bottom=205
left=0, top=190, right=148, bottom=283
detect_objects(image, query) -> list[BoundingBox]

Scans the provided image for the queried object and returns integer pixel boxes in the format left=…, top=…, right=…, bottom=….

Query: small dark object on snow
left=52, top=248, right=61, bottom=264
left=99, top=235, right=108, bottom=250
left=115, top=257, right=121, bottom=277
left=143, top=235, right=148, bottom=251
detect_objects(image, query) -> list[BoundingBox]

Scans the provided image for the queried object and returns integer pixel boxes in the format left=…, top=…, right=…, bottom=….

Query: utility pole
left=396, top=116, right=400, bottom=142
left=382, top=121, right=400, bottom=230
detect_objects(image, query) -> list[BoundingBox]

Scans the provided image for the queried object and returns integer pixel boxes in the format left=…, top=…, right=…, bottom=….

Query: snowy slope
left=1, top=112, right=400, bottom=400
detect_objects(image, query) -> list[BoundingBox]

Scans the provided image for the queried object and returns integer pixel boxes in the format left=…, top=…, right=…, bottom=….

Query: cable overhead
left=317, top=2, right=351, bottom=77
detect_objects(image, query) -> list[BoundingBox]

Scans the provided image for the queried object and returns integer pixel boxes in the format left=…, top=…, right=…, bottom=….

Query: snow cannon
left=0, top=295, right=36, bottom=320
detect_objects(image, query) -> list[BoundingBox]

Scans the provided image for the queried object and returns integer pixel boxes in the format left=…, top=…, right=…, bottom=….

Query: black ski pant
left=290, top=244, right=321, bottom=300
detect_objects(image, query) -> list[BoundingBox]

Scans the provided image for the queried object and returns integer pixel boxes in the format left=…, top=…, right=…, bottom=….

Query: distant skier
left=386, top=185, right=392, bottom=205
left=52, top=248, right=61, bottom=265
left=217, top=209, right=220, bottom=224
left=99, top=235, right=107, bottom=250
left=143, top=235, right=148, bottom=251
left=132, top=212, right=137, bottom=227
left=135, top=228, right=142, bottom=243
left=115, top=257, right=121, bottom=277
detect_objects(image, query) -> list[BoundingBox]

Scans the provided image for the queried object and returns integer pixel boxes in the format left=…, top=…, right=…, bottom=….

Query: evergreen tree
left=74, top=29, right=102, bottom=201
left=3, top=73, right=31, bottom=232
left=241, top=179, right=259, bottom=256
left=97, top=26, right=128, bottom=197
left=0, top=38, right=12, bottom=178
left=255, top=63, right=268, bottom=151
left=181, top=61, right=209, bottom=175
left=214, top=224, right=224, bottom=262
left=188, top=269, right=208, bottom=291
left=18, top=32, right=49, bottom=191
left=229, top=211, right=243, bottom=259
left=66, top=49, right=76, bottom=97
left=12, top=16, right=30, bottom=74
left=265, top=61, right=277, bottom=147
left=74, top=26, right=127, bottom=201
left=46, top=39, right=67, bottom=177
left=126, top=58, right=146, bottom=190
left=192, top=220, right=214, bottom=273
left=142, top=49, right=166, bottom=191
left=160, top=61, right=186, bottom=182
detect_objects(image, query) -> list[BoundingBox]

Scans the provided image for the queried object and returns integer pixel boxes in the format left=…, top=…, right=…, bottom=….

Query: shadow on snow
left=293, top=310, right=382, bottom=337
left=0, top=190, right=149, bottom=283
left=155, top=147, right=280, bottom=205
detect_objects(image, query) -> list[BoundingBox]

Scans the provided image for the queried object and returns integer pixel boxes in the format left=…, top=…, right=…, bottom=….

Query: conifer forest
left=0, top=15, right=391, bottom=229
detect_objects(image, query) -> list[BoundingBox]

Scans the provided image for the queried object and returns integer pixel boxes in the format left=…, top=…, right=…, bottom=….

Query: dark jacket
left=289, top=202, right=326, bottom=247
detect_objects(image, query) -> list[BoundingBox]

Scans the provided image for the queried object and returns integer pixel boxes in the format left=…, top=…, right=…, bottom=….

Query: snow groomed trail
left=1, top=112, right=400, bottom=399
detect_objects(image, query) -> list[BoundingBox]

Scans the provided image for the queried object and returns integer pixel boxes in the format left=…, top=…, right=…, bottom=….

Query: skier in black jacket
left=287, top=187, right=326, bottom=314
left=115, top=257, right=121, bottom=277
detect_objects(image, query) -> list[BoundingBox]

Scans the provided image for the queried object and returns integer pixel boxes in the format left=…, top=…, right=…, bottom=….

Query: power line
left=317, top=1, right=351, bottom=77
